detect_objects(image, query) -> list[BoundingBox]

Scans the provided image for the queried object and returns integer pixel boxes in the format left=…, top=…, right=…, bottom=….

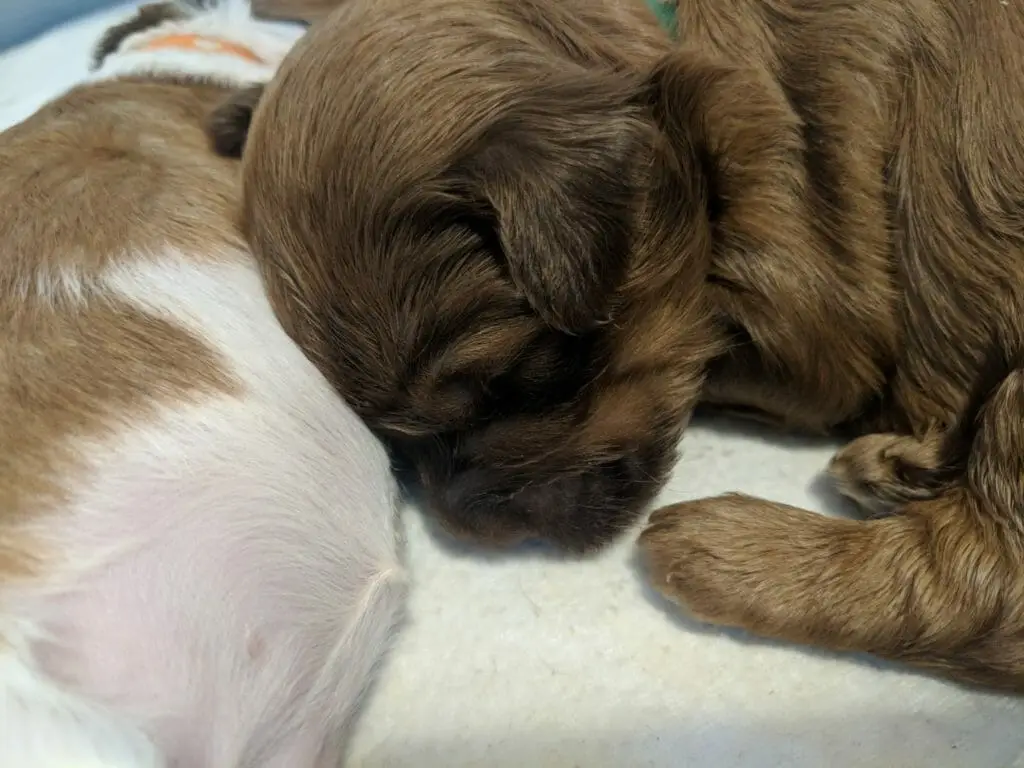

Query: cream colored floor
left=3, top=5, right=1022, bottom=766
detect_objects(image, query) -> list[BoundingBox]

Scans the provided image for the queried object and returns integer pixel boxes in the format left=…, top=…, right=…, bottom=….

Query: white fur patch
left=0, top=641, right=163, bottom=768
left=4, top=252, right=405, bottom=765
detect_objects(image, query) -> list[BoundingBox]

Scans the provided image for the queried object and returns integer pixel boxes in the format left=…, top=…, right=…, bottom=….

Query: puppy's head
left=217, top=0, right=703, bottom=551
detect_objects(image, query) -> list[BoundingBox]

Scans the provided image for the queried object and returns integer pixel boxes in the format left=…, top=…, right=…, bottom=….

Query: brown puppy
left=214, top=0, right=1024, bottom=688
left=640, top=1, right=1024, bottom=692
left=217, top=0, right=716, bottom=551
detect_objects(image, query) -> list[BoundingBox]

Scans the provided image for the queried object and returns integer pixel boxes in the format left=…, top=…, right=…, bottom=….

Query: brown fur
left=638, top=0, right=1024, bottom=691
left=212, top=0, right=1024, bottom=687
left=216, top=0, right=715, bottom=551
left=0, top=77, right=242, bottom=580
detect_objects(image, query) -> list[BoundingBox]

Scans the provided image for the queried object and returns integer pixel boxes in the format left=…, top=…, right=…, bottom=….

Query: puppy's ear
left=454, top=74, right=652, bottom=333
left=207, top=86, right=265, bottom=158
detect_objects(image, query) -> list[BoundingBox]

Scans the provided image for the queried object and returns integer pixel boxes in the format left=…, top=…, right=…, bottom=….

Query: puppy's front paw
left=639, top=493, right=862, bottom=638
left=828, top=432, right=947, bottom=515
left=640, top=494, right=793, bottom=630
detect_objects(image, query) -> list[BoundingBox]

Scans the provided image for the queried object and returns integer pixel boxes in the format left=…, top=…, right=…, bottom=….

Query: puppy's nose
left=433, top=469, right=538, bottom=548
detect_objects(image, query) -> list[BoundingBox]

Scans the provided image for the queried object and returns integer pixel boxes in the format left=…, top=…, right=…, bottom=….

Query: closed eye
left=429, top=315, right=539, bottom=383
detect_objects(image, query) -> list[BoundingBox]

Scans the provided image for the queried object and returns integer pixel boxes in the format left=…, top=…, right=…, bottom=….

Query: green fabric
left=645, top=0, right=677, bottom=38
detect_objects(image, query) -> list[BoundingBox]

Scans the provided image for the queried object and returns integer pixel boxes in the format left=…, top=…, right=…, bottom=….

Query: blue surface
left=0, top=0, right=122, bottom=51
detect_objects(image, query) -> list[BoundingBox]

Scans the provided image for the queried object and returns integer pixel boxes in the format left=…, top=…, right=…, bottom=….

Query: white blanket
left=2, top=5, right=1022, bottom=766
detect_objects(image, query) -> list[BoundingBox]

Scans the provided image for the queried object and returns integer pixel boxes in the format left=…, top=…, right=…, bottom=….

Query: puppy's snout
left=423, top=460, right=638, bottom=553
left=392, top=419, right=666, bottom=553
left=430, top=467, right=538, bottom=547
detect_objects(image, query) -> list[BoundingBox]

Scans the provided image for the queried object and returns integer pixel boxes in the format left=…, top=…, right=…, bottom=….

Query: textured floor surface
left=2, top=5, right=1023, bottom=766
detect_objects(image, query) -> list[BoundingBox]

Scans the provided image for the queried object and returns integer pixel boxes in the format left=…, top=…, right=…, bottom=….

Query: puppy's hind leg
left=639, top=366, right=1024, bottom=690
left=828, top=344, right=1018, bottom=516
left=827, top=431, right=950, bottom=516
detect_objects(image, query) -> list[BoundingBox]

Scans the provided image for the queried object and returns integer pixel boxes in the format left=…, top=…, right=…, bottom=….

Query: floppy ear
left=206, top=85, right=264, bottom=158
left=453, top=74, right=653, bottom=333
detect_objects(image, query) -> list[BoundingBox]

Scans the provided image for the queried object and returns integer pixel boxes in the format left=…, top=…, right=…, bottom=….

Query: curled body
left=221, top=0, right=1024, bottom=688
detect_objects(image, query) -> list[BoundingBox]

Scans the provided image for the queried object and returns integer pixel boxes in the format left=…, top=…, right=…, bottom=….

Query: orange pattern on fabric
left=134, top=33, right=264, bottom=64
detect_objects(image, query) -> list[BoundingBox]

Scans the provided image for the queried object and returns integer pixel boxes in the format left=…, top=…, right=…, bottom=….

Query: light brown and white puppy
left=0, top=2, right=403, bottom=765
left=217, top=0, right=1024, bottom=690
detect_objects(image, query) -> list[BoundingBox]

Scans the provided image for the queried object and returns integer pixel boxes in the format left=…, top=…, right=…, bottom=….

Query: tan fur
left=213, top=0, right=1024, bottom=687
left=0, top=79, right=240, bottom=580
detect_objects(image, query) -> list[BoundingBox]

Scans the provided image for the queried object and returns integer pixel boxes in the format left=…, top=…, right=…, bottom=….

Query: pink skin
left=10, top=391, right=403, bottom=767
